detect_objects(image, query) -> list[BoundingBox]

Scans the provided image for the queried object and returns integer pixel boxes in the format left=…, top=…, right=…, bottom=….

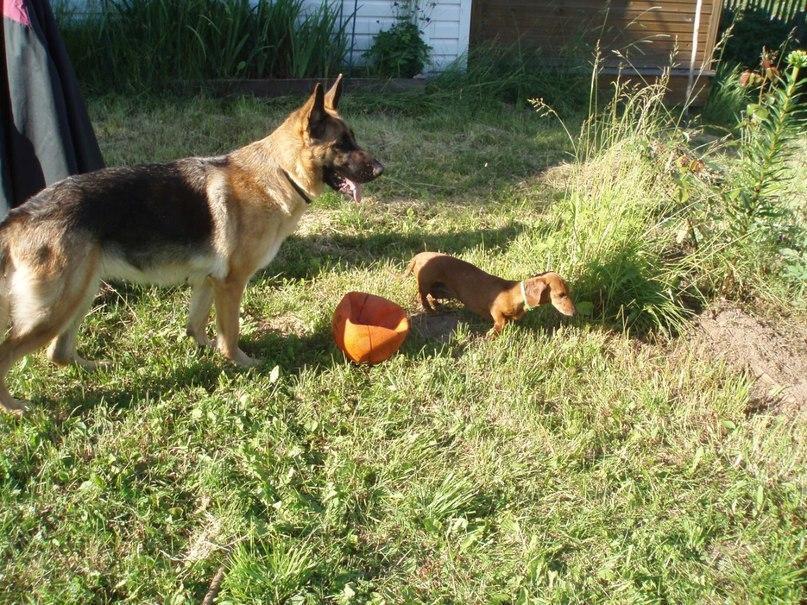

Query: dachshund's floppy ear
left=300, top=82, right=327, bottom=138
left=325, top=73, right=343, bottom=110
left=525, top=277, right=549, bottom=307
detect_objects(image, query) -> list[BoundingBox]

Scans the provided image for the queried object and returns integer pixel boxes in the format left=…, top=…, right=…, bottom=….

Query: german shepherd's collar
left=281, top=169, right=313, bottom=205
left=0, top=74, right=383, bottom=415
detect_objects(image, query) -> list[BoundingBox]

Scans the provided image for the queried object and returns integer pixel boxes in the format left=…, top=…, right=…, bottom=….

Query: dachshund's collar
left=520, top=281, right=533, bottom=311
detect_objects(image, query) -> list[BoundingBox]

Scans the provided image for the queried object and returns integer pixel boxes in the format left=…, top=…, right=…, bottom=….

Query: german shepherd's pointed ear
left=325, top=73, right=343, bottom=110
left=301, top=82, right=327, bottom=138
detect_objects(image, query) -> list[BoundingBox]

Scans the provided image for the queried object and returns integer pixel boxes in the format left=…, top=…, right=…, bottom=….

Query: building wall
left=60, top=0, right=473, bottom=72
left=469, top=0, right=724, bottom=70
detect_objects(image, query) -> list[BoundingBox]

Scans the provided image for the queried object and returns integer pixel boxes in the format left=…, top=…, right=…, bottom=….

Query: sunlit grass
left=0, top=93, right=804, bottom=603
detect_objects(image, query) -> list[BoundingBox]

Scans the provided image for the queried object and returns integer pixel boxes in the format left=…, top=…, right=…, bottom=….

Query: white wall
left=338, top=0, right=471, bottom=71
left=60, top=0, right=472, bottom=72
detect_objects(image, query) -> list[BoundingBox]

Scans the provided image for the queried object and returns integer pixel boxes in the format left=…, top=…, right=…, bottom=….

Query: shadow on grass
left=41, top=309, right=486, bottom=421
left=41, top=358, right=224, bottom=422
left=271, top=223, right=528, bottom=280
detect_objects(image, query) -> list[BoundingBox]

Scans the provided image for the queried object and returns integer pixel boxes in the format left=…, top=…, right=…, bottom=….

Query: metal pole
left=685, top=0, right=704, bottom=106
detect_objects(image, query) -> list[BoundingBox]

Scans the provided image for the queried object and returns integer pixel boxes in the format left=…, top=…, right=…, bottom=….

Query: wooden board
left=598, top=71, right=714, bottom=105
left=471, top=0, right=724, bottom=70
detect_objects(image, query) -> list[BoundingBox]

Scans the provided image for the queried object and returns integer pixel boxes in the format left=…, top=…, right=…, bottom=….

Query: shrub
left=363, top=3, right=431, bottom=78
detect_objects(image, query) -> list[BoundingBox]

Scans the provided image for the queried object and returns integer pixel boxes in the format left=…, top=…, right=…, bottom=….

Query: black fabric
left=1, top=0, right=104, bottom=217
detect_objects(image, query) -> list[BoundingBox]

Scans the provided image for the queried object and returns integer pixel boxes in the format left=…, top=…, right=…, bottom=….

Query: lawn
left=0, top=92, right=804, bottom=603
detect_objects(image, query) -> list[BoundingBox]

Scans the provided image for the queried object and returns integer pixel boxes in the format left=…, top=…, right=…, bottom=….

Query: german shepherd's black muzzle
left=322, top=125, right=384, bottom=203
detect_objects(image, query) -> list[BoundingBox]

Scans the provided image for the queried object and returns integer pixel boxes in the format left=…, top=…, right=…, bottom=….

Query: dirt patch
left=409, top=312, right=461, bottom=343
left=183, top=513, right=223, bottom=563
left=694, top=301, right=807, bottom=416
left=257, top=313, right=308, bottom=337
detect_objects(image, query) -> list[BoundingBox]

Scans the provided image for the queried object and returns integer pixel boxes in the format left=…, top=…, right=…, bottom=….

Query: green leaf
left=576, top=301, right=595, bottom=316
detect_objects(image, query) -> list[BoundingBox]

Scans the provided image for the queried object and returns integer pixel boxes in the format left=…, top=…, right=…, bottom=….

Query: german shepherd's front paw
left=187, top=328, right=215, bottom=349
left=0, top=396, right=30, bottom=416
left=220, top=346, right=261, bottom=368
left=233, top=351, right=261, bottom=368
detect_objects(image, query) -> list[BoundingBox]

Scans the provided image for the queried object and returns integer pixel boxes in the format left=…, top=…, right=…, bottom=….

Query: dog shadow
left=37, top=221, right=586, bottom=417
left=39, top=317, right=449, bottom=422
left=270, top=223, right=527, bottom=280
left=39, top=296, right=581, bottom=424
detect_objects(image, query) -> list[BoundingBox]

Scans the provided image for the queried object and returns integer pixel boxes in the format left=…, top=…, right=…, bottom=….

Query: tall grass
left=530, top=74, right=700, bottom=335
left=56, top=0, right=352, bottom=92
left=544, top=52, right=807, bottom=329
left=429, top=42, right=591, bottom=114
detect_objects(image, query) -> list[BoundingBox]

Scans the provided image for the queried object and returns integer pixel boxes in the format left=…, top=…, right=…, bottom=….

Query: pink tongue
left=340, top=179, right=362, bottom=203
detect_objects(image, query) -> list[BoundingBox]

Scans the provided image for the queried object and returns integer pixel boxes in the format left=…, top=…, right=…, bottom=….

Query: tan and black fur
left=405, top=252, right=576, bottom=335
left=0, top=75, right=382, bottom=415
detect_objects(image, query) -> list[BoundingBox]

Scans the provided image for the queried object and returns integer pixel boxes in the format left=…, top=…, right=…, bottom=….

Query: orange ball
left=332, top=292, right=410, bottom=364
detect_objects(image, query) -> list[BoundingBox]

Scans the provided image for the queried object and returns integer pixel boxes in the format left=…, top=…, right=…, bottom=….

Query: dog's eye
left=335, top=134, right=358, bottom=152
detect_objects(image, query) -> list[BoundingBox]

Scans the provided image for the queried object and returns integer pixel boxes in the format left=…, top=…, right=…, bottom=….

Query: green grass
left=0, top=94, right=804, bottom=603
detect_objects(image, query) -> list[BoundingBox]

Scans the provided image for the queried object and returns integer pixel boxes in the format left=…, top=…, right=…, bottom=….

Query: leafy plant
left=723, top=50, right=806, bottom=238
left=702, top=63, right=752, bottom=127
left=363, top=1, right=431, bottom=78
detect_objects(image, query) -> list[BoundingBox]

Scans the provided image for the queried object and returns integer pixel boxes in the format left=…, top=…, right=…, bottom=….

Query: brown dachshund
left=405, top=252, right=576, bottom=335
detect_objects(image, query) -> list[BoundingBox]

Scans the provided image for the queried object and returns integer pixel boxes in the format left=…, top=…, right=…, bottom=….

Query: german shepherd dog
left=0, top=75, right=382, bottom=415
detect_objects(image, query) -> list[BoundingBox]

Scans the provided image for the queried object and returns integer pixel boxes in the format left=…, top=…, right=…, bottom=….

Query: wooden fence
left=721, top=0, right=806, bottom=23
